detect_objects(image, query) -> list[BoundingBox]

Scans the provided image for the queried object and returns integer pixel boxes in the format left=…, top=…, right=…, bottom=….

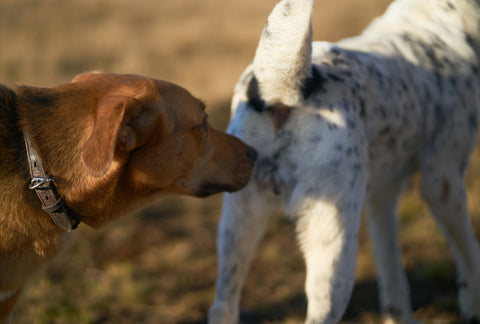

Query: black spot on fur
left=282, top=2, right=292, bottom=16
left=449, top=76, right=457, bottom=87
left=262, top=21, right=271, bottom=39
left=332, top=56, right=348, bottom=66
left=466, top=77, right=474, bottom=89
left=445, top=1, right=456, bottom=11
left=247, top=76, right=266, bottom=112
left=309, top=134, right=322, bottom=143
left=466, top=34, right=476, bottom=48
left=346, top=147, right=353, bottom=156
left=434, top=71, right=443, bottom=91
left=327, top=72, right=344, bottom=83
left=387, top=137, right=396, bottom=149
left=303, top=67, right=328, bottom=99
left=471, top=64, right=479, bottom=76
left=469, top=112, right=478, bottom=131
left=359, top=99, right=366, bottom=120
left=331, top=47, right=342, bottom=56
left=327, top=123, right=338, bottom=131
left=431, top=104, right=446, bottom=146
left=347, top=119, right=356, bottom=129
left=423, top=84, right=432, bottom=102
left=350, top=163, right=362, bottom=187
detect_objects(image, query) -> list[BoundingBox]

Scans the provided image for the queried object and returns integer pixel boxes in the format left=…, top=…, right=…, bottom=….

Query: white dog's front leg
left=208, top=183, right=278, bottom=324
left=295, top=198, right=363, bottom=324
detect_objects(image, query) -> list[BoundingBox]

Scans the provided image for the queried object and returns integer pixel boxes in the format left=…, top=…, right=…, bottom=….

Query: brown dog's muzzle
left=194, top=131, right=257, bottom=197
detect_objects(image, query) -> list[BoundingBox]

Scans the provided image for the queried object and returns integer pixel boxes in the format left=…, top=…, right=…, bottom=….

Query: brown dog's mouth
left=195, top=183, right=240, bottom=197
left=193, top=146, right=257, bottom=198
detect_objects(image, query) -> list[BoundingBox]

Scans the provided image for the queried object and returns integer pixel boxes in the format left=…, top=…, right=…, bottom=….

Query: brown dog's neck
left=13, top=84, right=132, bottom=229
left=0, top=84, right=63, bottom=269
left=15, top=85, right=93, bottom=176
left=14, top=85, right=97, bottom=228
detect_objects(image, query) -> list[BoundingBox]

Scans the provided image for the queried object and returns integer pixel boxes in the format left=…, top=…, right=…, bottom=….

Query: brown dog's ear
left=81, top=96, right=141, bottom=177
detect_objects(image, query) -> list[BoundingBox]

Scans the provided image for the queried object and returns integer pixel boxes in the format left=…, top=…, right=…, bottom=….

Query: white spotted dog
left=208, top=0, right=480, bottom=323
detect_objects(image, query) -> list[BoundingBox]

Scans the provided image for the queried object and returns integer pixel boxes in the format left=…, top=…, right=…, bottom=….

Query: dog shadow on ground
left=179, top=264, right=461, bottom=324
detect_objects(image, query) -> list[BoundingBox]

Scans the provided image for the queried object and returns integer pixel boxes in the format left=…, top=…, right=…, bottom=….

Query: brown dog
left=0, top=72, right=256, bottom=323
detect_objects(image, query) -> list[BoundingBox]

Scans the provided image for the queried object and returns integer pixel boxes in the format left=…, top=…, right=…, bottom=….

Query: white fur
left=253, top=0, right=313, bottom=106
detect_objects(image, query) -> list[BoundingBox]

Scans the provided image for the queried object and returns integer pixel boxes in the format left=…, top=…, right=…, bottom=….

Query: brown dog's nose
left=246, top=147, right=258, bottom=163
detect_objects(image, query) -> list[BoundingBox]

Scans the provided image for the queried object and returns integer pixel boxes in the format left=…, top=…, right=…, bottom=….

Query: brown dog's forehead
left=74, top=71, right=159, bottom=89
left=73, top=72, right=162, bottom=93
left=73, top=72, right=200, bottom=104
left=71, top=72, right=207, bottom=126
left=73, top=71, right=150, bottom=84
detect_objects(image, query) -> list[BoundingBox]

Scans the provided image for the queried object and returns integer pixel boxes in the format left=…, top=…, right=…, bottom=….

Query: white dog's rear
left=209, top=0, right=480, bottom=323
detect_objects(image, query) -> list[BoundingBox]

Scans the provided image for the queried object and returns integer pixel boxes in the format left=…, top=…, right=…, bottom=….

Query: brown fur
left=0, top=72, right=256, bottom=323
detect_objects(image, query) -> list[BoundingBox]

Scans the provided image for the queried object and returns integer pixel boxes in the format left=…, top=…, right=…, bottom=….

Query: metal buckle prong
left=29, top=177, right=53, bottom=190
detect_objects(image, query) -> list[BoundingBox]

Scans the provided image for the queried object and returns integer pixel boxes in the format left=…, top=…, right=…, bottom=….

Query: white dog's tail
left=253, top=0, right=314, bottom=106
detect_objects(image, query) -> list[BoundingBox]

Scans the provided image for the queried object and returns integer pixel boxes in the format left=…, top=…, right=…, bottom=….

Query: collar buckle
left=29, top=176, right=53, bottom=190
left=23, top=130, right=79, bottom=232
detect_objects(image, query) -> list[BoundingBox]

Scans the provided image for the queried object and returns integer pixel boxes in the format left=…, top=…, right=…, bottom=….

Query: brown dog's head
left=18, top=72, right=256, bottom=228
left=75, top=72, right=256, bottom=194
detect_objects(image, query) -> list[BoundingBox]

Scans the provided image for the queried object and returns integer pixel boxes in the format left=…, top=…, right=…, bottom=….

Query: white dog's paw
left=458, top=276, right=480, bottom=322
left=208, top=302, right=236, bottom=324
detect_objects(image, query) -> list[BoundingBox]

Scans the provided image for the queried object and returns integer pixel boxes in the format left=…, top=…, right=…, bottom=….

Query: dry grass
left=2, top=0, right=479, bottom=323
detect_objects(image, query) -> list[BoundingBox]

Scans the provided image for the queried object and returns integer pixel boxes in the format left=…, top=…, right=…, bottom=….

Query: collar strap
left=23, top=130, right=79, bottom=232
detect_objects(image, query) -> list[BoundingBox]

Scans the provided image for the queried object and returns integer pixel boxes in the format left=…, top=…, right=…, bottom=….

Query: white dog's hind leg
left=420, top=164, right=480, bottom=321
left=294, top=196, right=363, bottom=324
left=366, top=184, right=417, bottom=324
left=208, top=183, right=278, bottom=324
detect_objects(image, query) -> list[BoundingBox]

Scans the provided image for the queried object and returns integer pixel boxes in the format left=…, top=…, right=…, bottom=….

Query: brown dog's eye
left=198, top=115, right=208, bottom=132
left=193, top=115, right=209, bottom=133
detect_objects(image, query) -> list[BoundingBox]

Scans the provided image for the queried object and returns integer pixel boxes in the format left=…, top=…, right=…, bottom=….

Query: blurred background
left=2, top=0, right=480, bottom=323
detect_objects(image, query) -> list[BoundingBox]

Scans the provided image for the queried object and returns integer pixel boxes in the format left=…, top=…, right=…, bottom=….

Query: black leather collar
left=23, top=130, right=79, bottom=232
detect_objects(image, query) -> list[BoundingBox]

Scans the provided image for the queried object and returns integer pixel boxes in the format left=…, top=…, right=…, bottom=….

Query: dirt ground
left=2, top=0, right=480, bottom=323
